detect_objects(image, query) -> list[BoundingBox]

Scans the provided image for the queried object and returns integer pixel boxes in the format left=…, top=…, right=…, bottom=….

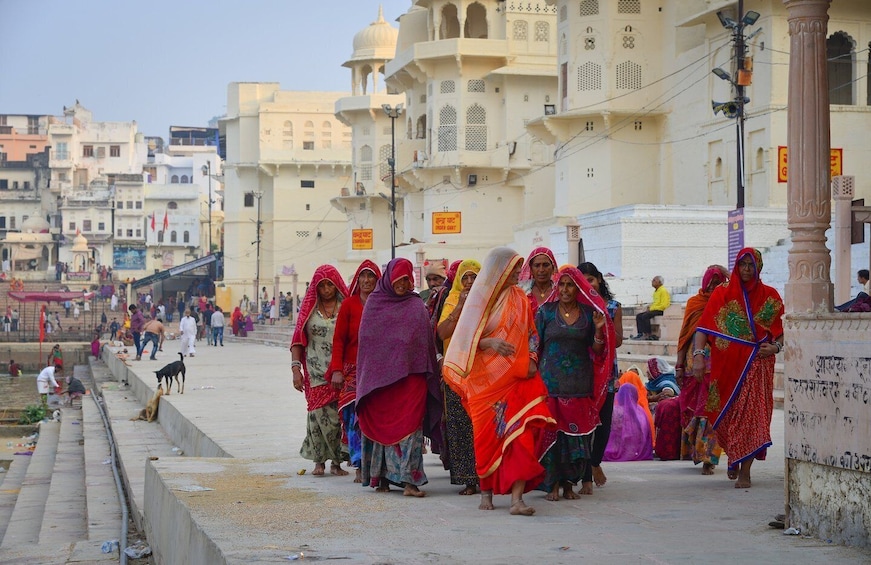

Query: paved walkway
left=106, top=340, right=870, bottom=564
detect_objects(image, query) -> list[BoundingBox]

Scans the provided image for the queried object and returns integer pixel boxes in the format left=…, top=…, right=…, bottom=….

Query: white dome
left=21, top=214, right=50, bottom=233
left=72, top=232, right=89, bottom=252
left=350, top=6, right=398, bottom=61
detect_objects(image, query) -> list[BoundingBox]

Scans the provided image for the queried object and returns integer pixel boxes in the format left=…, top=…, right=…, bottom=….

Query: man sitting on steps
left=633, top=276, right=671, bottom=341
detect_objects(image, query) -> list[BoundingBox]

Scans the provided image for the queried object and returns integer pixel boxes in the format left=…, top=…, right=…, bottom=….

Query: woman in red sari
left=693, top=248, right=784, bottom=488
left=328, top=260, right=381, bottom=483
left=518, top=247, right=559, bottom=313
left=291, top=265, right=350, bottom=476
left=444, top=247, right=556, bottom=516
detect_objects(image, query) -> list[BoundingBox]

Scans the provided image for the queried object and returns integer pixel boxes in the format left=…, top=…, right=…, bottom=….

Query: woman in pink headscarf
left=518, top=247, right=560, bottom=313
left=291, top=265, right=350, bottom=477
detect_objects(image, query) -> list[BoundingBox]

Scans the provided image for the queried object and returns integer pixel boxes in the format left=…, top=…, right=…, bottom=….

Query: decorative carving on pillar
left=784, top=0, right=833, bottom=314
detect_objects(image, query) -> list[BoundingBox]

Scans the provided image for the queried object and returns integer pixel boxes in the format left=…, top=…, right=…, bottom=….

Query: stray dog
left=132, top=386, right=163, bottom=422
left=154, top=352, right=186, bottom=395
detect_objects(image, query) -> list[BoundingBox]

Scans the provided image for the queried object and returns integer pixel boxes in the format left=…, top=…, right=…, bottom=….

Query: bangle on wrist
left=593, top=336, right=604, bottom=344
left=291, top=360, right=302, bottom=369
left=692, top=349, right=706, bottom=357
left=674, top=365, right=684, bottom=370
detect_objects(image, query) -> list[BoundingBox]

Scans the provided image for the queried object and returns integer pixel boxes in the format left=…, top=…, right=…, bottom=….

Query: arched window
left=465, top=2, right=488, bottom=39
left=170, top=231, right=177, bottom=243
left=171, top=175, right=179, bottom=183
left=183, top=230, right=190, bottom=243
left=534, top=21, right=549, bottom=42
left=438, top=105, right=457, bottom=152
left=360, top=64, right=373, bottom=94
left=465, top=104, right=487, bottom=151
left=168, top=201, right=178, bottom=210
left=157, top=230, right=164, bottom=243
left=513, top=21, right=528, bottom=41
left=616, top=60, right=642, bottom=90
left=360, top=145, right=373, bottom=181
left=180, top=175, right=188, bottom=184
left=440, top=4, right=460, bottom=39
left=827, top=31, right=854, bottom=105
left=416, top=115, right=427, bottom=139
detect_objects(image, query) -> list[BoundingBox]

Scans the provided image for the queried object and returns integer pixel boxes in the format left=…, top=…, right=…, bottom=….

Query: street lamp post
left=201, top=162, right=213, bottom=255
left=251, top=191, right=263, bottom=312
left=382, top=103, right=404, bottom=259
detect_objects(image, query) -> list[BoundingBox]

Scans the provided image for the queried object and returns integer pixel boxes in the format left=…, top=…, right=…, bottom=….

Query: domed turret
left=21, top=213, right=50, bottom=234
left=72, top=232, right=89, bottom=252
left=350, top=5, right=398, bottom=62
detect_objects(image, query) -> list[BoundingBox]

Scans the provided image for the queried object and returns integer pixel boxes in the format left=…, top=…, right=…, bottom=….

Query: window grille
left=618, top=0, right=641, bottom=14
left=438, top=106, right=457, bottom=152
left=440, top=80, right=455, bottom=94
left=534, top=22, right=549, bottom=42
left=467, top=79, right=485, bottom=93
left=579, top=0, right=599, bottom=17
left=465, top=104, right=487, bottom=152
left=616, top=61, right=642, bottom=89
left=513, top=21, right=528, bottom=41
left=577, top=62, right=602, bottom=91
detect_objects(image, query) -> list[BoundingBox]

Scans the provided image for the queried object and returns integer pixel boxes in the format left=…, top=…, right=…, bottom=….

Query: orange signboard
left=432, top=212, right=462, bottom=234
left=351, top=229, right=373, bottom=250
left=777, top=146, right=843, bottom=183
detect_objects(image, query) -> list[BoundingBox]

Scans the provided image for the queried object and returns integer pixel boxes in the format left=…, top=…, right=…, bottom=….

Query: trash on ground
left=101, top=539, right=119, bottom=553
left=124, top=541, right=152, bottom=558
left=783, top=527, right=801, bottom=535
left=173, top=485, right=215, bottom=492
left=102, top=458, right=112, bottom=465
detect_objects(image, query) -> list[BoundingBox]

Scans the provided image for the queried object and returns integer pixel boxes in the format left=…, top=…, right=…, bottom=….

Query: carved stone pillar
left=783, top=0, right=833, bottom=314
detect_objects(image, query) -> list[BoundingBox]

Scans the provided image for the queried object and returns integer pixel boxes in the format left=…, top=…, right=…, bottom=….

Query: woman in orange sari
left=675, top=265, right=728, bottom=474
left=693, top=248, right=784, bottom=488
left=444, top=247, right=555, bottom=516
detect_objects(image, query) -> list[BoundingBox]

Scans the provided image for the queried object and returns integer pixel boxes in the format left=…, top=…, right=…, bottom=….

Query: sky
left=0, top=0, right=410, bottom=137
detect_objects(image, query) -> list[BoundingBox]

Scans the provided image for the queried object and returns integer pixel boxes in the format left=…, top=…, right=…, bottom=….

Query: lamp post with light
left=382, top=103, right=404, bottom=259
left=201, top=162, right=215, bottom=255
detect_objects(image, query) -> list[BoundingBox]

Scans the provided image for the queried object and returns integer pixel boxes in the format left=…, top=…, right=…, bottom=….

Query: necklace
left=559, top=303, right=578, bottom=318
left=536, top=283, right=552, bottom=299
left=319, top=300, right=337, bottom=319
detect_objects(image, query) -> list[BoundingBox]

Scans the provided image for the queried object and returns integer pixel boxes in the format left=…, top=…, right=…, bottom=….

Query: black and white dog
left=154, top=352, right=186, bottom=395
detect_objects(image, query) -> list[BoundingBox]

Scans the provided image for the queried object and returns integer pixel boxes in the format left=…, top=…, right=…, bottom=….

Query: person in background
left=8, top=359, right=21, bottom=377
left=211, top=306, right=225, bottom=346
left=129, top=304, right=146, bottom=360
left=37, top=364, right=62, bottom=408
left=518, top=247, right=559, bottom=314
left=420, top=262, right=447, bottom=303
left=633, top=276, right=671, bottom=341
left=141, top=315, right=166, bottom=361
left=179, top=309, right=197, bottom=358
left=47, top=344, right=64, bottom=369
left=64, top=373, right=87, bottom=406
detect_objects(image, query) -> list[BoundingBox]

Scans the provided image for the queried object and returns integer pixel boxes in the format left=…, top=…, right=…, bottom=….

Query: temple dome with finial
left=349, top=5, right=398, bottom=63
left=72, top=232, right=89, bottom=252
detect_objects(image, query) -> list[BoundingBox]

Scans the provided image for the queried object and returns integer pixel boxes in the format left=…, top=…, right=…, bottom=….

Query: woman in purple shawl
left=356, top=258, right=439, bottom=497
left=603, top=384, right=654, bottom=462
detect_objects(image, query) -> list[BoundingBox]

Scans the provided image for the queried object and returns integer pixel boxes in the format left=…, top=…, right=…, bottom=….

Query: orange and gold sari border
left=479, top=395, right=555, bottom=479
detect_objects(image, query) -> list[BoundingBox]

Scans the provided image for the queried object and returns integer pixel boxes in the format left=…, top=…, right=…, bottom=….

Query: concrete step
left=81, top=396, right=122, bottom=543
left=0, top=419, right=60, bottom=547
left=39, top=407, right=87, bottom=544
left=0, top=449, right=33, bottom=543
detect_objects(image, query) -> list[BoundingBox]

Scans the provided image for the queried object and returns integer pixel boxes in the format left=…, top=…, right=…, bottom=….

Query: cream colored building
left=220, top=84, right=353, bottom=302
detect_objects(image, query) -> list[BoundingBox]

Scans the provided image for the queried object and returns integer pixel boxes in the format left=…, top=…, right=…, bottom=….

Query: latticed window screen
left=379, top=145, right=391, bottom=183
left=360, top=145, right=373, bottom=162
left=623, top=35, right=635, bottom=49
left=513, top=20, right=528, bottom=40
left=618, top=0, right=641, bottom=14
left=579, top=0, right=599, bottom=17
left=360, top=165, right=372, bottom=181
left=616, top=61, right=642, bottom=89
left=440, top=80, right=455, bottom=94
left=534, top=22, right=549, bottom=42
left=438, top=106, right=457, bottom=151
left=467, top=79, right=485, bottom=93
left=577, top=62, right=602, bottom=91
left=465, top=104, right=487, bottom=151
left=296, top=231, right=310, bottom=238
left=360, top=145, right=373, bottom=180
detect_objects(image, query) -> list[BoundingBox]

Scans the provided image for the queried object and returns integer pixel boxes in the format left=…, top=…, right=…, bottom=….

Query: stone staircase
left=224, top=321, right=294, bottom=348
left=0, top=365, right=122, bottom=563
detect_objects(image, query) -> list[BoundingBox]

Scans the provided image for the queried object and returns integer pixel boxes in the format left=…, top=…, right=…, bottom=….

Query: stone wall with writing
left=785, top=314, right=871, bottom=547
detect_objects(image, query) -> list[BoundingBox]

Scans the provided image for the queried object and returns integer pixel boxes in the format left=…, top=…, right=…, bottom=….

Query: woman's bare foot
left=545, top=484, right=560, bottom=502
left=702, top=463, right=715, bottom=475
left=735, top=468, right=752, bottom=488
left=375, top=478, right=390, bottom=493
left=354, top=469, right=362, bottom=483
left=458, top=485, right=477, bottom=495
left=312, top=462, right=326, bottom=476
left=510, top=499, right=536, bottom=516
left=592, top=466, right=607, bottom=487
left=727, top=468, right=738, bottom=480
left=403, top=484, right=426, bottom=497
left=479, top=491, right=494, bottom=510
left=330, top=463, right=349, bottom=476
left=579, top=481, right=594, bottom=495
left=562, top=483, right=580, bottom=500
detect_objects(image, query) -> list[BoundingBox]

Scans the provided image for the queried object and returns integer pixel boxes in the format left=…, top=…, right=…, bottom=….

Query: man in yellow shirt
left=633, top=276, right=671, bottom=341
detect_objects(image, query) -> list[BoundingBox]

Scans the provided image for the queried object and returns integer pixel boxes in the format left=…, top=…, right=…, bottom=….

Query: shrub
left=18, top=404, right=46, bottom=425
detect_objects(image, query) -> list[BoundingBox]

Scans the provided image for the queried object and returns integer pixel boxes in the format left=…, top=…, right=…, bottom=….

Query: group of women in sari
left=289, top=245, right=783, bottom=515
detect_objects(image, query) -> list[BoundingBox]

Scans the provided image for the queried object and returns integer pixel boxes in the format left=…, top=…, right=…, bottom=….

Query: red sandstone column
left=783, top=0, right=833, bottom=314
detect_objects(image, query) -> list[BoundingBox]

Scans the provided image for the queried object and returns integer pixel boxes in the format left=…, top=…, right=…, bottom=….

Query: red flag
left=163, top=210, right=169, bottom=231
left=39, top=305, right=46, bottom=344
left=150, top=212, right=156, bottom=232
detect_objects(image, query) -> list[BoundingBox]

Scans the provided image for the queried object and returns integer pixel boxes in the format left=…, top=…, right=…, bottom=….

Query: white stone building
left=220, top=84, right=353, bottom=302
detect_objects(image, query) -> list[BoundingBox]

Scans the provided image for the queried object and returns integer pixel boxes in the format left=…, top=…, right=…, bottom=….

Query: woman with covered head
left=518, top=247, right=560, bottom=313
left=436, top=259, right=482, bottom=495
left=675, top=264, right=729, bottom=474
left=328, top=260, right=382, bottom=483
left=693, top=248, right=783, bottom=488
left=356, top=258, right=439, bottom=497
left=534, top=265, right=615, bottom=501
left=444, top=247, right=556, bottom=516
left=291, top=265, right=350, bottom=476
